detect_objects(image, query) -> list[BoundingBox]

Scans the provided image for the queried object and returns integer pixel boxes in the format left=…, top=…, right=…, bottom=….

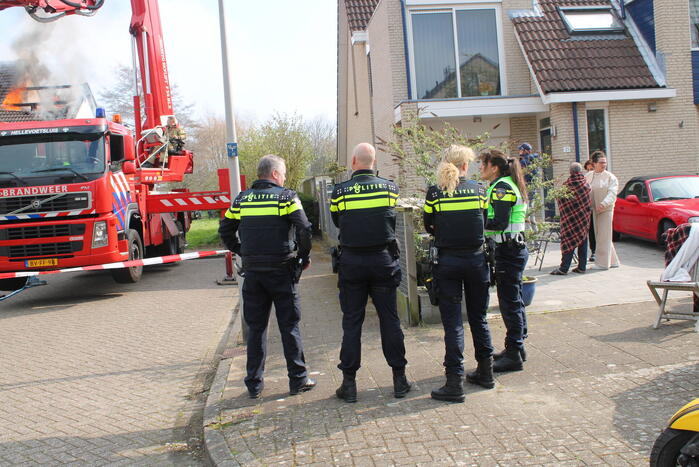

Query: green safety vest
left=485, top=176, right=527, bottom=235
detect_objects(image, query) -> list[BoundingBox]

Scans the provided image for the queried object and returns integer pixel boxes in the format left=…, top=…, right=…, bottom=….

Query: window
left=587, top=108, right=608, bottom=155
left=410, top=8, right=502, bottom=100
left=559, top=7, right=625, bottom=35
left=623, top=180, right=648, bottom=202
left=690, top=0, right=699, bottom=48
left=412, top=12, right=458, bottom=99
left=650, top=177, right=699, bottom=201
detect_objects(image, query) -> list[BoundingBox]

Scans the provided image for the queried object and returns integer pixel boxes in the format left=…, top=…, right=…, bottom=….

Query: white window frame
left=585, top=102, right=611, bottom=170
left=406, top=3, right=507, bottom=100
left=688, top=0, right=699, bottom=51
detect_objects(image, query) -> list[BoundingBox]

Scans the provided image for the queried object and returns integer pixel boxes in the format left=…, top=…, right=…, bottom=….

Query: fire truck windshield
left=0, top=133, right=106, bottom=188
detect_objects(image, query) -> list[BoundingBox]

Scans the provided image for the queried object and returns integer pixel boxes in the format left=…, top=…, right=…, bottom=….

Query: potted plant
left=522, top=275, right=538, bottom=307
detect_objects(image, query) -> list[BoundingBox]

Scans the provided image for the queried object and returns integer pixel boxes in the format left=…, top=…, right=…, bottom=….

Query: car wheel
left=658, top=220, right=676, bottom=247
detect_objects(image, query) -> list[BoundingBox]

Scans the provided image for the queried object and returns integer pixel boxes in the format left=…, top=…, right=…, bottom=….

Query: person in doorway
left=585, top=151, right=620, bottom=269
left=423, top=145, right=494, bottom=402
left=550, top=162, right=591, bottom=275
left=479, top=149, right=529, bottom=372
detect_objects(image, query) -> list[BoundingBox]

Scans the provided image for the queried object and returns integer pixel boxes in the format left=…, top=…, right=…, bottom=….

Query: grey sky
left=0, top=0, right=337, bottom=122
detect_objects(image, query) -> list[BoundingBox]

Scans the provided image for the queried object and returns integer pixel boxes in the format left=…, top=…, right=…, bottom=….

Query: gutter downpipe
left=400, top=0, right=412, bottom=100
left=572, top=102, right=581, bottom=162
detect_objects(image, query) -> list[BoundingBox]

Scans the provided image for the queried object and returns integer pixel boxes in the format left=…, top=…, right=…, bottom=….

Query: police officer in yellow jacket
left=479, top=149, right=530, bottom=373
left=219, top=155, right=315, bottom=398
left=331, top=143, right=410, bottom=403
left=424, top=145, right=494, bottom=403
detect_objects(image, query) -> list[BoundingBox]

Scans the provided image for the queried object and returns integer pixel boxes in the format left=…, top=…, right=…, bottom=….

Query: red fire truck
left=0, top=0, right=233, bottom=290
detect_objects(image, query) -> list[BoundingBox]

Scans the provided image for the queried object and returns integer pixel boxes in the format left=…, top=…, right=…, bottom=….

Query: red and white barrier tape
left=0, top=250, right=230, bottom=280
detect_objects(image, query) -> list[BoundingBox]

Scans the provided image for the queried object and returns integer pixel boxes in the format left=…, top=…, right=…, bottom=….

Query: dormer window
left=559, top=7, right=625, bottom=35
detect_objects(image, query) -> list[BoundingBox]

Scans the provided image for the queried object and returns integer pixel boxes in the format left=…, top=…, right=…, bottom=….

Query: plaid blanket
left=558, top=173, right=591, bottom=255
left=664, top=223, right=698, bottom=312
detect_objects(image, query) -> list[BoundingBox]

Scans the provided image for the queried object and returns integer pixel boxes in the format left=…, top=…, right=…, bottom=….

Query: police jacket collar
left=251, top=179, right=281, bottom=189
left=351, top=169, right=376, bottom=178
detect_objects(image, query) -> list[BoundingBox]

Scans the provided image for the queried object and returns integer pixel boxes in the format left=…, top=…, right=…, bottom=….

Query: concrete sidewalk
left=516, top=237, right=666, bottom=314
left=206, top=245, right=698, bottom=466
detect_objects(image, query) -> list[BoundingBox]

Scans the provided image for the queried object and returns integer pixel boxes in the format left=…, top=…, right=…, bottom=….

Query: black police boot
left=493, top=347, right=527, bottom=362
left=248, top=383, right=264, bottom=399
left=492, top=348, right=524, bottom=372
left=392, top=368, right=411, bottom=398
left=336, top=373, right=357, bottom=403
left=289, top=377, right=316, bottom=395
left=430, top=374, right=464, bottom=402
left=465, top=357, right=495, bottom=389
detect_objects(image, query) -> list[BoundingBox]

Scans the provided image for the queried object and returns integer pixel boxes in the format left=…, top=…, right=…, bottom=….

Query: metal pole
left=217, top=0, right=240, bottom=286
left=218, top=0, right=242, bottom=197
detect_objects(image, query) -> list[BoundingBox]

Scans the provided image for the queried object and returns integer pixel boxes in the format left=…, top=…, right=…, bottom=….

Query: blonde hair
left=436, top=145, right=475, bottom=195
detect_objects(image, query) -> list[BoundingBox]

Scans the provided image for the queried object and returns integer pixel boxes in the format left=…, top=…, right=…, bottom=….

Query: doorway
left=539, top=127, right=554, bottom=219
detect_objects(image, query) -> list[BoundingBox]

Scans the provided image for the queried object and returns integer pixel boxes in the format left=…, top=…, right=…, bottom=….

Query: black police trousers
left=494, top=243, right=529, bottom=351
left=242, top=268, right=307, bottom=392
left=435, top=251, right=493, bottom=375
left=337, top=249, right=407, bottom=375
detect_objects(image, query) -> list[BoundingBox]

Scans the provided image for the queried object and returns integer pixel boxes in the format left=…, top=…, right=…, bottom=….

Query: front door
left=539, top=128, right=554, bottom=219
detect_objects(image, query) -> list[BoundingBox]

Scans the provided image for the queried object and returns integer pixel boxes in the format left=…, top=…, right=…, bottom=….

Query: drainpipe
left=572, top=102, right=581, bottom=162
left=619, top=0, right=626, bottom=19
left=400, top=0, right=412, bottom=100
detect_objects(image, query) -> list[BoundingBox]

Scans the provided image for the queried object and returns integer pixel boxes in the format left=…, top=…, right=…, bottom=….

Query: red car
left=613, top=175, right=699, bottom=245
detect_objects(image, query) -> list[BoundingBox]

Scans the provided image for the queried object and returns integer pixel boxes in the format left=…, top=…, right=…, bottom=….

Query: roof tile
left=344, top=0, right=378, bottom=32
left=511, top=0, right=659, bottom=93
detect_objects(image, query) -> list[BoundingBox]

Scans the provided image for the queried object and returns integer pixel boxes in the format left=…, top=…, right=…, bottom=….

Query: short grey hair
left=257, top=154, right=286, bottom=179
left=570, top=162, right=583, bottom=174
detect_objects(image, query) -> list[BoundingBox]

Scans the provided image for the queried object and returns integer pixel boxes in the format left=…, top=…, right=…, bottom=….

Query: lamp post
left=218, top=0, right=242, bottom=197
left=217, top=0, right=241, bottom=286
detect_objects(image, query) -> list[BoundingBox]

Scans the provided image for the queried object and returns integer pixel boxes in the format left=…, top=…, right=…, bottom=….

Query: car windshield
left=650, top=177, right=699, bottom=201
left=0, top=132, right=106, bottom=188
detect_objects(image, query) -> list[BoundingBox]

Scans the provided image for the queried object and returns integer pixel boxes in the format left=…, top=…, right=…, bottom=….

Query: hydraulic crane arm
left=0, top=1, right=104, bottom=21
left=130, top=0, right=174, bottom=136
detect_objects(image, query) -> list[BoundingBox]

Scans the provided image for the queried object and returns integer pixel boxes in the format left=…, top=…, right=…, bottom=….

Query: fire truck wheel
left=112, top=229, right=144, bottom=283
left=158, top=220, right=185, bottom=257
left=0, top=277, right=28, bottom=291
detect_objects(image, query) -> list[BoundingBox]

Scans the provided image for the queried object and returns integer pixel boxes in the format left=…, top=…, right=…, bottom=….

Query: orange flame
left=1, top=86, right=27, bottom=111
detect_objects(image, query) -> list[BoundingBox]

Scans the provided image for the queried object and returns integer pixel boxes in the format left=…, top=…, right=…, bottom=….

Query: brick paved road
left=0, top=256, right=238, bottom=465
left=219, top=251, right=699, bottom=466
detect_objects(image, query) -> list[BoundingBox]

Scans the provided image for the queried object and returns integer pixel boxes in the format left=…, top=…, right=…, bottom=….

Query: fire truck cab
left=0, top=114, right=189, bottom=290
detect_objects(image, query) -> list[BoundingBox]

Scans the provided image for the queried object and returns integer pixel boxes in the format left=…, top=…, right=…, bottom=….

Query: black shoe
left=493, top=349, right=524, bottom=372
left=336, top=375, right=357, bottom=403
left=550, top=268, right=567, bottom=275
left=392, top=368, right=412, bottom=398
left=572, top=267, right=586, bottom=274
left=289, top=377, right=316, bottom=395
left=493, top=347, right=527, bottom=362
left=590, top=254, right=596, bottom=262
left=430, top=374, right=464, bottom=402
left=248, top=384, right=264, bottom=399
left=465, top=357, right=495, bottom=389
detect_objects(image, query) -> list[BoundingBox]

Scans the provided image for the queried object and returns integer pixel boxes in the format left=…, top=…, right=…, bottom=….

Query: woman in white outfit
left=584, top=151, right=620, bottom=269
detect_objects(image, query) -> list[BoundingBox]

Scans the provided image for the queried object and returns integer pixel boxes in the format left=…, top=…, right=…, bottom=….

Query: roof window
left=559, top=7, right=625, bottom=35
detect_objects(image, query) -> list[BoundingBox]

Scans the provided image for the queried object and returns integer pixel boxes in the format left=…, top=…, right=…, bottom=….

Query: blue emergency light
left=95, top=107, right=106, bottom=118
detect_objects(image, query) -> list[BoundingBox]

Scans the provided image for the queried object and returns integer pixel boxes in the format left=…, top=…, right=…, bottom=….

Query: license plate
left=25, top=258, right=58, bottom=268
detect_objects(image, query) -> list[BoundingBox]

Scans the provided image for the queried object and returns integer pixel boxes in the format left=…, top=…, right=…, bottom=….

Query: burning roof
left=0, top=63, right=97, bottom=123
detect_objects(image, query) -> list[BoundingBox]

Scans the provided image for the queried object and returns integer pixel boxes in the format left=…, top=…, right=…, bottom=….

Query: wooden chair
left=647, top=257, right=699, bottom=332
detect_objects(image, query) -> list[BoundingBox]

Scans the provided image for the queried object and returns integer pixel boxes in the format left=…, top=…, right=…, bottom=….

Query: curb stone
left=203, top=302, right=243, bottom=467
